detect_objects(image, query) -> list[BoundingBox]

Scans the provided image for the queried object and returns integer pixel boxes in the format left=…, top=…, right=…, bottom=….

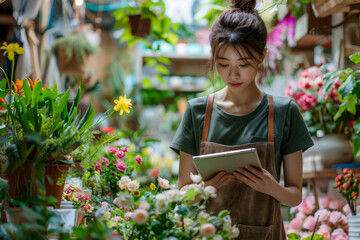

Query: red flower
left=349, top=120, right=355, bottom=127
left=336, top=182, right=342, bottom=188
left=347, top=173, right=354, bottom=180
left=336, top=175, right=344, bottom=182
left=342, top=182, right=351, bottom=190
left=352, top=192, right=358, bottom=199
left=357, top=178, right=360, bottom=184
left=100, top=126, right=115, bottom=134
left=149, top=168, right=160, bottom=178
left=343, top=168, right=350, bottom=175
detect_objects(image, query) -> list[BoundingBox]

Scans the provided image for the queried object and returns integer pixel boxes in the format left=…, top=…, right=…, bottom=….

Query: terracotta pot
left=57, top=47, right=87, bottom=77
left=303, top=134, right=354, bottom=169
left=128, top=14, right=151, bottom=38
left=45, top=164, right=71, bottom=209
left=5, top=207, right=34, bottom=225
left=76, top=209, right=85, bottom=226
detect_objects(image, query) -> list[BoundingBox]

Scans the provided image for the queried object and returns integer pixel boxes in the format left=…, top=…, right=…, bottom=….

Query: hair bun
left=231, top=0, right=257, bottom=13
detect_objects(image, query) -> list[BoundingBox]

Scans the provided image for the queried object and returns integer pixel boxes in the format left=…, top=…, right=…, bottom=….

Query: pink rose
left=316, top=227, right=331, bottom=240
left=95, top=162, right=102, bottom=171
left=121, top=147, right=129, bottom=152
left=315, top=209, right=330, bottom=223
left=135, top=155, right=142, bottom=165
left=101, top=202, right=108, bottom=207
left=157, top=176, right=171, bottom=189
left=303, top=216, right=316, bottom=231
left=289, top=217, right=303, bottom=231
left=109, top=147, right=119, bottom=153
left=200, top=223, right=216, bottom=238
left=329, top=199, right=345, bottom=211
left=132, top=209, right=149, bottom=225
left=319, top=196, right=332, bottom=209
left=296, top=212, right=307, bottom=221
left=100, top=157, right=109, bottom=166
left=116, top=151, right=126, bottom=159
left=116, top=161, right=126, bottom=172
left=342, top=204, right=351, bottom=216
left=331, top=230, right=348, bottom=240
left=329, top=211, right=344, bottom=225
left=299, top=201, right=315, bottom=215
left=125, top=212, right=132, bottom=221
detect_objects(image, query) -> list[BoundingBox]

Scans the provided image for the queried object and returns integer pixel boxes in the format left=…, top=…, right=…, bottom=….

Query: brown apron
left=201, top=94, right=286, bottom=240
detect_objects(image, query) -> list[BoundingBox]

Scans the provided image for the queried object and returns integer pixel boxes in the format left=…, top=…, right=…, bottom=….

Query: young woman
left=170, top=0, right=314, bottom=239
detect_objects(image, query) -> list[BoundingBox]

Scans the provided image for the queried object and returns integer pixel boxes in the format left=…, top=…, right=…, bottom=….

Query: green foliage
left=51, top=33, right=96, bottom=62
left=112, top=0, right=178, bottom=47
left=287, top=233, right=325, bottom=240
left=121, top=127, right=160, bottom=153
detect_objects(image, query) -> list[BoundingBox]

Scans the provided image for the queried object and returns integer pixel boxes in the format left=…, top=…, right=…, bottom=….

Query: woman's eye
left=239, top=64, right=249, bottom=67
left=218, top=64, right=229, bottom=68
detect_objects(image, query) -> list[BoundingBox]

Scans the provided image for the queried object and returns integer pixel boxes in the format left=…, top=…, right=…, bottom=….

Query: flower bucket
left=45, top=164, right=72, bottom=209
left=349, top=215, right=360, bottom=240
left=303, top=134, right=353, bottom=169
left=57, top=47, right=86, bottom=77
left=128, top=14, right=151, bottom=38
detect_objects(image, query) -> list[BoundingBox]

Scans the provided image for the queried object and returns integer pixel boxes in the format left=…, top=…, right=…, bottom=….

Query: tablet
left=192, top=148, right=262, bottom=180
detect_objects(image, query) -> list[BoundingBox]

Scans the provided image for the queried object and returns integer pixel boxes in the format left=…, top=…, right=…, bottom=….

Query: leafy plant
left=287, top=233, right=324, bottom=240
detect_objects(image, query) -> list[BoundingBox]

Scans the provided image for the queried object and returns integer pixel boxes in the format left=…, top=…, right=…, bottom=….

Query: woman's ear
left=260, top=48, right=267, bottom=63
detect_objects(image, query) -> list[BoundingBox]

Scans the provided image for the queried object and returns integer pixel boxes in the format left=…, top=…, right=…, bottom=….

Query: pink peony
left=303, top=216, right=316, bottom=231
left=319, top=196, right=332, bottom=209
left=299, top=201, right=315, bottom=215
left=331, top=230, right=348, bottom=240
left=132, top=209, right=149, bottom=225
left=135, top=155, right=142, bottom=165
left=296, top=212, right=307, bottom=221
left=116, top=151, right=126, bottom=159
left=315, top=209, right=330, bottom=223
left=109, top=147, right=119, bottom=153
left=200, top=223, right=216, bottom=238
left=289, top=217, right=303, bottom=230
left=157, top=176, right=171, bottom=189
left=329, top=211, right=344, bottom=225
left=316, top=226, right=331, bottom=240
left=101, top=202, right=108, bottom=207
left=95, top=162, right=102, bottom=171
left=100, top=157, right=109, bottom=166
left=329, top=199, right=345, bottom=211
left=116, top=161, right=126, bottom=172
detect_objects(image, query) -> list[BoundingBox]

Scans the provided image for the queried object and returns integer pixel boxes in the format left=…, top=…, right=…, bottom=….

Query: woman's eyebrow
left=215, top=57, right=251, bottom=60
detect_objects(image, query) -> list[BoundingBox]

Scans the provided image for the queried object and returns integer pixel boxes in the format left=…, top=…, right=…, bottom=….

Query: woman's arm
left=233, top=150, right=303, bottom=207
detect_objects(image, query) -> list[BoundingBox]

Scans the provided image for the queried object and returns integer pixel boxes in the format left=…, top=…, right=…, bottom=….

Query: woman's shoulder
left=272, top=95, right=296, bottom=110
left=187, top=95, right=208, bottom=110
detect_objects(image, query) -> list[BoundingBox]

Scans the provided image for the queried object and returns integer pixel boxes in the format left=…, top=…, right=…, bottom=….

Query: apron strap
left=201, top=94, right=215, bottom=142
left=268, top=95, right=274, bottom=142
left=201, top=93, right=275, bottom=143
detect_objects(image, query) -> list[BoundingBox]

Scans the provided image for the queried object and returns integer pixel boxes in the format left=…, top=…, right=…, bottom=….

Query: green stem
left=318, top=109, right=326, bottom=134
left=0, top=67, right=10, bottom=88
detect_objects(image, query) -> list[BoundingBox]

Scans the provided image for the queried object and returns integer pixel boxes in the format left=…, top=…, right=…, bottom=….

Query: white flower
left=114, top=195, right=131, bottom=208
left=183, top=217, right=193, bottom=228
left=155, top=193, right=169, bottom=213
left=165, top=189, right=180, bottom=202
left=139, top=201, right=150, bottom=211
left=228, top=226, right=240, bottom=238
left=198, top=211, right=210, bottom=221
left=190, top=172, right=202, bottom=184
left=189, top=183, right=204, bottom=193
left=118, top=176, right=131, bottom=190
left=157, top=176, right=171, bottom=189
left=213, top=235, right=223, bottom=240
left=223, top=215, right=231, bottom=223
left=132, top=209, right=148, bottom=225
left=204, top=185, right=216, bottom=198
left=127, top=180, right=140, bottom=191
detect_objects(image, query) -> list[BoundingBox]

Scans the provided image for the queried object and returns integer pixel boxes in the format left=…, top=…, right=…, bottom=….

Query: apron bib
left=200, top=94, right=286, bottom=240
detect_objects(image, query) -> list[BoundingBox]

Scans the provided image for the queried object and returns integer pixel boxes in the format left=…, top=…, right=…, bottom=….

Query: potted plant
left=51, top=32, right=96, bottom=77
left=285, top=66, right=355, bottom=168
left=112, top=0, right=178, bottom=47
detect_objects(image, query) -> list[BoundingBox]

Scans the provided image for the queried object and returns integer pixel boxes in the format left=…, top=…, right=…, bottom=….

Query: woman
left=170, top=0, right=314, bottom=239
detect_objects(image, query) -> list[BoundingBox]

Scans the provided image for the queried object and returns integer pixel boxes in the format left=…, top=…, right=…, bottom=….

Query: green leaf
left=354, top=135, right=360, bottom=159
left=183, top=188, right=198, bottom=201
left=334, top=100, right=348, bottom=120
left=157, top=56, right=171, bottom=65
left=150, top=221, right=163, bottom=235
left=286, top=233, right=300, bottom=240
left=0, top=78, right=6, bottom=90
left=326, top=102, right=337, bottom=115
left=354, top=118, right=360, bottom=134
left=338, top=74, right=356, bottom=100
left=175, top=205, right=189, bottom=216
left=31, top=80, right=43, bottom=107
left=155, top=65, right=170, bottom=75
left=350, top=51, right=360, bottom=65
left=347, top=95, right=357, bottom=115
left=143, top=77, right=153, bottom=89
left=23, top=80, right=31, bottom=102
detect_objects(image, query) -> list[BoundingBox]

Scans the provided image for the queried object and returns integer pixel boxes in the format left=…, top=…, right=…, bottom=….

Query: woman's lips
left=229, top=83, right=243, bottom=87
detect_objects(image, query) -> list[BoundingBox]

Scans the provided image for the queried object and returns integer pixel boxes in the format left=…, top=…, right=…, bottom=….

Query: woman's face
left=215, top=45, right=262, bottom=93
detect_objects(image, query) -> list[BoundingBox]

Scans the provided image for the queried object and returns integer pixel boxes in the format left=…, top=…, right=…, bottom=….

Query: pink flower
left=329, top=211, right=344, bottom=225
left=95, top=162, right=102, bottom=171
left=286, top=228, right=299, bottom=235
left=157, top=176, right=171, bottom=189
left=296, top=212, right=307, bottom=221
left=125, top=212, right=132, bottom=221
left=200, top=223, right=216, bottom=238
left=289, top=217, right=303, bottom=231
left=100, top=157, right=109, bottom=166
left=331, top=232, right=348, bottom=240
left=301, top=232, right=313, bottom=239
left=316, top=226, right=331, bottom=240
left=303, top=216, right=316, bottom=231
left=342, top=204, right=351, bottom=216
left=101, top=202, right=108, bottom=207
left=329, top=199, right=345, bottom=211
left=116, top=161, right=126, bottom=172
left=315, top=209, right=330, bottom=223
left=135, top=155, right=142, bottom=165
left=132, top=209, right=149, bottom=225
left=121, top=147, right=129, bottom=152
left=299, top=201, right=315, bottom=215
left=319, top=196, right=332, bottom=209
left=109, top=147, right=119, bottom=153
left=124, top=206, right=130, bottom=212
left=149, top=168, right=160, bottom=178
left=116, top=151, right=126, bottom=159
left=111, top=216, right=122, bottom=222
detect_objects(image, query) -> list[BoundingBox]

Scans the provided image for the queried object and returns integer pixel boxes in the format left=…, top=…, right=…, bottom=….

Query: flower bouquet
left=334, top=168, right=360, bottom=216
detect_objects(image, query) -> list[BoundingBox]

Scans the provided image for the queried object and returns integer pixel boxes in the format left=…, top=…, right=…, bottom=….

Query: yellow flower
left=150, top=183, right=156, bottom=191
left=133, top=190, right=140, bottom=197
left=0, top=42, right=24, bottom=61
left=114, top=95, right=132, bottom=115
left=136, top=180, right=139, bottom=184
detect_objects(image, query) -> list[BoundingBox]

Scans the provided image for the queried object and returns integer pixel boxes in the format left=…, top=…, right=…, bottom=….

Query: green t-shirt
left=170, top=93, right=314, bottom=178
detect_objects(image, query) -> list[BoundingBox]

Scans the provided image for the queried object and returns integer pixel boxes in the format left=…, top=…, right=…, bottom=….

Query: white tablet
left=192, top=148, right=262, bottom=180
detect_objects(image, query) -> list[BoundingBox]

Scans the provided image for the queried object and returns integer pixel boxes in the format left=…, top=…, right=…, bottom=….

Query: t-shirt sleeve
left=170, top=102, right=198, bottom=156
left=281, top=100, right=314, bottom=155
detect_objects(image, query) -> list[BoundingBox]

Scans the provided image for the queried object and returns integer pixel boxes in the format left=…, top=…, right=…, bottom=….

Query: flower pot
left=128, top=14, right=151, bottom=38
left=76, top=209, right=85, bottom=226
left=349, top=215, right=360, bottom=240
left=303, top=134, right=353, bottom=169
left=57, top=47, right=87, bottom=77
left=5, top=207, right=35, bottom=225
left=45, top=164, right=72, bottom=209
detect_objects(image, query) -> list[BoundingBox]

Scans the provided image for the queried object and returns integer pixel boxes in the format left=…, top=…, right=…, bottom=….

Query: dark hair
left=209, top=0, right=267, bottom=74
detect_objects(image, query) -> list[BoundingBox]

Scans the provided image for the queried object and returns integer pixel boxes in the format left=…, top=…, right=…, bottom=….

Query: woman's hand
left=233, top=165, right=279, bottom=195
left=205, top=171, right=234, bottom=190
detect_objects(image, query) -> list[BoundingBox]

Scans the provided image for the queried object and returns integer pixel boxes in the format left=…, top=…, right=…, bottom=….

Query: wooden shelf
left=311, top=0, right=360, bottom=17
left=142, top=84, right=205, bottom=93
left=142, top=51, right=210, bottom=60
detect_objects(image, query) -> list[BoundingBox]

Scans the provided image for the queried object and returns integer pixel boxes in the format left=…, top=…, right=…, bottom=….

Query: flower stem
left=318, top=109, right=326, bottom=134
left=0, top=67, right=10, bottom=88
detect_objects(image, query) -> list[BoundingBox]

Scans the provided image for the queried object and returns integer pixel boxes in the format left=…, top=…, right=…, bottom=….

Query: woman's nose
left=229, top=65, right=240, bottom=78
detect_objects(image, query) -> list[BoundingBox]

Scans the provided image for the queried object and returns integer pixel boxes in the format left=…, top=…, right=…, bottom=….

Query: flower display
left=62, top=188, right=94, bottom=213
left=333, top=168, right=360, bottom=216
left=285, top=195, right=348, bottom=240
left=284, top=66, right=352, bottom=136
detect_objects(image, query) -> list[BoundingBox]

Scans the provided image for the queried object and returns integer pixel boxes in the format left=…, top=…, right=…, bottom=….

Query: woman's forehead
left=216, top=45, right=250, bottom=59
